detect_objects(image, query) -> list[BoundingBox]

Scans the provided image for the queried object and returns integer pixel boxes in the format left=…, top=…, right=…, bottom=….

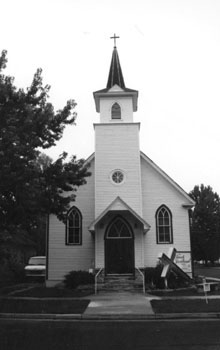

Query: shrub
left=0, top=266, right=14, bottom=288
left=168, top=271, right=191, bottom=289
left=0, top=263, right=26, bottom=288
left=144, top=265, right=164, bottom=289
left=10, top=263, right=26, bottom=283
left=144, top=264, right=192, bottom=290
left=64, top=270, right=94, bottom=289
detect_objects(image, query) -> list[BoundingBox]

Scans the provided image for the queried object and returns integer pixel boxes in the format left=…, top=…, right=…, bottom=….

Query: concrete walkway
left=83, top=291, right=155, bottom=317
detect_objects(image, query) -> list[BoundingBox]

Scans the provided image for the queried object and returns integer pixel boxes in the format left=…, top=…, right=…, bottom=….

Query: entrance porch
left=88, top=197, right=151, bottom=291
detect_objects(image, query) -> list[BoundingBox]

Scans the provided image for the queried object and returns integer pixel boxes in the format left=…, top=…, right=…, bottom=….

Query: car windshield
left=29, top=257, right=46, bottom=265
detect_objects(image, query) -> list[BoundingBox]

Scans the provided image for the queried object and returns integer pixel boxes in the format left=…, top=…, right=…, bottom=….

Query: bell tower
left=93, top=36, right=142, bottom=218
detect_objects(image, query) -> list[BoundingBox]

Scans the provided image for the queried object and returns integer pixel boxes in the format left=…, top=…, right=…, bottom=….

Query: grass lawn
left=0, top=297, right=90, bottom=314
left=147, top=288, right=198, bottom=297
left=148, top=288, right=220, bottom=297
left=194, top=265, right=220, bottom=279
left=9, top=286, right=93, bottom=298
left=151, top=299, right=220, bottom=314
left=0, top=286, right=92, bottom=314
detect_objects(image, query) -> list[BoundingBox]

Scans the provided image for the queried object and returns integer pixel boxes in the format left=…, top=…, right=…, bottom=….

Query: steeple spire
left=93, top=36, right=138, bottom=113
left=107, top=35, right=125, bottom=89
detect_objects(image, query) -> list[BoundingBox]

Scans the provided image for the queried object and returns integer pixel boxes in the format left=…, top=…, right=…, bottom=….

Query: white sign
left=203, top=283, right=211, bottom=292
left=174, top=251, right=192, bottom=277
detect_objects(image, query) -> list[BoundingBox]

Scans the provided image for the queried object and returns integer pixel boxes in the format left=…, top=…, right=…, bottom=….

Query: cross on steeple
left=110, top=33, right=120, bottom=48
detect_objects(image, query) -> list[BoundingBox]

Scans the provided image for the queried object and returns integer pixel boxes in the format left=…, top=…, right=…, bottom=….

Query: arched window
left=106, top=217, right=133, bottom=239
left=66, top=207, right=82, bottom=245
left=111, top=102, right=121, bottom=119
left=156, top=205, right=173, bottom=244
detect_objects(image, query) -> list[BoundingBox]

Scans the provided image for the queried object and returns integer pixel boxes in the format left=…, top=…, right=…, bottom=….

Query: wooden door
left=105, top=216, right=134, bottom=274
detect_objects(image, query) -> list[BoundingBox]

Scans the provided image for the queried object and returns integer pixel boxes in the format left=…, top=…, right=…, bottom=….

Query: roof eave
left=93, top=89, right=138, bottom=113
left=88, top=196, right=151, bottom=233
left=182, top=204, right=195, bottom=209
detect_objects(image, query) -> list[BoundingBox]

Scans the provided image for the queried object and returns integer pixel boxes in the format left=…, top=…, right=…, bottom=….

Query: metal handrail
left=136, top=267, right=145, bottom=294
left=95, top=268, right=103, bottom=294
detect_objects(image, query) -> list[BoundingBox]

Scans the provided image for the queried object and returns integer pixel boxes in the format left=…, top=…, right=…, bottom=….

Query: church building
left=46, top=39, right=195, bottom=287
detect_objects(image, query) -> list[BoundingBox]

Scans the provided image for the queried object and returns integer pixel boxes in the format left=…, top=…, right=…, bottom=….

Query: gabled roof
left=84, top=152, right=95, bottom=166
left=140, top=151, right=195, bottom=207
left=88, top=196, right=151, bottom=233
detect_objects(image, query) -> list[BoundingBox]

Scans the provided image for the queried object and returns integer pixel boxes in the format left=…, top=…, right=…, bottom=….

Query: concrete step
left=96, top=273, right=144, bottom=292
left=98, top=284, right=143, bottom=292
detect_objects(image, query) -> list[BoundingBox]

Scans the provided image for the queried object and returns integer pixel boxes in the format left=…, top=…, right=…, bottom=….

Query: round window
left=112, top=170, right=124, bottom=184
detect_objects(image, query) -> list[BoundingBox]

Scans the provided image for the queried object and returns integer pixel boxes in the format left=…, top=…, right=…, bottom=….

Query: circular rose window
left=112, top=170, right=124, bottom=184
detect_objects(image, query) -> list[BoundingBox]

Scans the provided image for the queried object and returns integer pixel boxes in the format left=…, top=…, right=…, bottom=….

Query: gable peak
left=108, top=84, right=124, bottom=92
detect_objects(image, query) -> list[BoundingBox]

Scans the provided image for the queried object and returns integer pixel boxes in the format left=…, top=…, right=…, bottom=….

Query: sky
left=1, top=0, right=220, bottom=195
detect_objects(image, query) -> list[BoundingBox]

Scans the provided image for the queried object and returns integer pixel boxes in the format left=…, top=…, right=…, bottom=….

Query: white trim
left=93, top=89, right=138, bottom=112
left=110, top=169, right=125, bottom=185
left=84, top=152, right=95, bottom=165
left=94, top=122, right=140, bottom=128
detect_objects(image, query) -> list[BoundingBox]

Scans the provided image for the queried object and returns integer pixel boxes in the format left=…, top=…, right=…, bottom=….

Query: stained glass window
left=66, top=207, right=82, bottom=245
left=107, top=217, right=132, bottom=239
left=156, top=206, right=173, bottom=244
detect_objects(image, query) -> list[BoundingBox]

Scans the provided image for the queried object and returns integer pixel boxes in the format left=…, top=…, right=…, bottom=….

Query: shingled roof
left=106, top=47, right=125, bottom=89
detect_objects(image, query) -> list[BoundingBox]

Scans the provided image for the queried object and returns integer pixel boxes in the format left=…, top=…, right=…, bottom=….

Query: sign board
left=158, top=247, right=192, bottom=286
left=174, top=251, right=192, bottom=277
left=203, top=283, right=211, bottom=293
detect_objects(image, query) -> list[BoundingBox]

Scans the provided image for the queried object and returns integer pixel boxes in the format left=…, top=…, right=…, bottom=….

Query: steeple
left=106, top=47, right=125, bottom=89
left=93, top=36, right=138, bottom=115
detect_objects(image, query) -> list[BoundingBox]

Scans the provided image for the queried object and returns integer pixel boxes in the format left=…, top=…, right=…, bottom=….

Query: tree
left=0, top=50, right=91, bottom=277
left=189, top=184, right=220, bottom=264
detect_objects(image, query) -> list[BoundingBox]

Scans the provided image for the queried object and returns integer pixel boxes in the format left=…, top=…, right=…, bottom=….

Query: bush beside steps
left=64, top=270, right=95, bottom=290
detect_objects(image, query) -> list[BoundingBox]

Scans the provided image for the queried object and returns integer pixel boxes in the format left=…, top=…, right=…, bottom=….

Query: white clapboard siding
left=140, top=156, right=191, bottom=267
left=99, top=97, right=134, bottom=123
left=134, top=227, right=144, bottom=267
left=47, top=159, right=95, bottom=282
left=94, top=123, right=142, bottom=217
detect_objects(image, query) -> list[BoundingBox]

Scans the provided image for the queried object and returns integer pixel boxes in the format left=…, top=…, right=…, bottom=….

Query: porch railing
left=136, top=267, right=145, bottom=294
left=95, top=268, right=103, bottom=294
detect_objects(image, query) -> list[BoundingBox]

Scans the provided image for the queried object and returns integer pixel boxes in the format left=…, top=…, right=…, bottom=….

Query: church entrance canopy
left=88, top=196, right=151, bottom=234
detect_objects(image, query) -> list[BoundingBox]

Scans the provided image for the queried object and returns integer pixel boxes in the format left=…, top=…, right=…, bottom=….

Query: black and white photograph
left=1, top=0, right=220, bottom=349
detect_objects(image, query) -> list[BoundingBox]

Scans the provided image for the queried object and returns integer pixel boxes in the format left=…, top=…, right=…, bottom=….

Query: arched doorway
left=105, top=216, right=134, bottom=274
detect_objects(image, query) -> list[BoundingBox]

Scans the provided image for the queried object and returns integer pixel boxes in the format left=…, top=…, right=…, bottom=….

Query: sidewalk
left=83, top=291, right=155, bottom=318
left=82, top=291, right=220, bottom=320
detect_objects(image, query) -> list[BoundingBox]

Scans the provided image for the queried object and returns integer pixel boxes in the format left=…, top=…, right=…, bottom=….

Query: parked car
left=24, top=256, right=46, bottom=277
